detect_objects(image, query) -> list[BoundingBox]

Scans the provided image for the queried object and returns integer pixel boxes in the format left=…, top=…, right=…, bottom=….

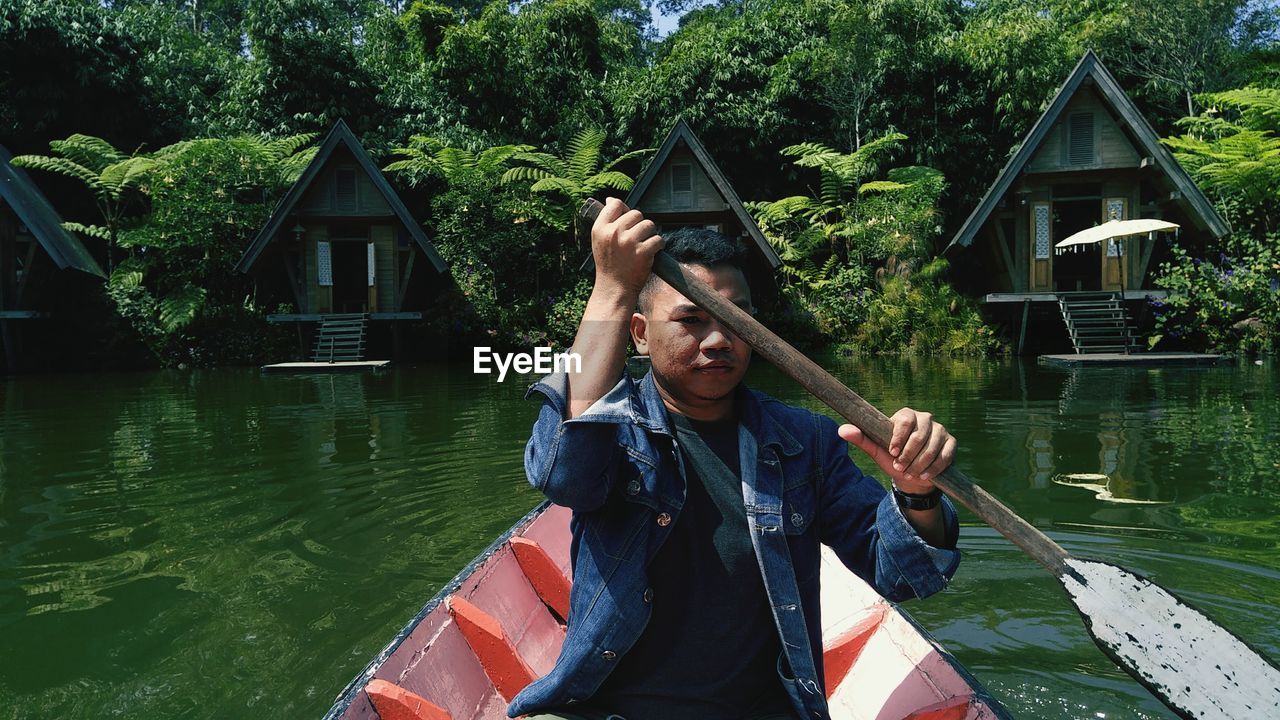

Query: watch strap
left=893, top=486, right=943, bottom=511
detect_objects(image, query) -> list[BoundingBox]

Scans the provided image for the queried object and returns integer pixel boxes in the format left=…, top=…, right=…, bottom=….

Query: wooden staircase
left=311, top=313, right=368, bottom=362
left=1057, top=292, right=1139, bottom=354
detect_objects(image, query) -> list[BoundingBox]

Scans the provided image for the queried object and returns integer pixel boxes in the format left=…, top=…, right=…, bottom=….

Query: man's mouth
left=694, top=362, right=733, bottom=373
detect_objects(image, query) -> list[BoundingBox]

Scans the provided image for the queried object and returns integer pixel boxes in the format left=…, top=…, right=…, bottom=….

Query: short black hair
left=638, top=226, right=749, bottom=313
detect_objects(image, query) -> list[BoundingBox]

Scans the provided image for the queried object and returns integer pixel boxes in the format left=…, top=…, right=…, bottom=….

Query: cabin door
left=1100, top=198, right=1129, bottom=292
left=331, top=239, right=370, bottom=313
left=1029, top=202, right=1054, bottom=291
left=1052, top=198, right=1103, bottom=292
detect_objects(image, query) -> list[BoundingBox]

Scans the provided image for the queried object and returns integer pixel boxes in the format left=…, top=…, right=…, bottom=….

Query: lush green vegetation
left=3, top=0, right=1277, bottom=366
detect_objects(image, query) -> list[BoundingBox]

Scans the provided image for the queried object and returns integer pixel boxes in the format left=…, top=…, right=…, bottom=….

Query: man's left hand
left=838, top=409, right=956, bottom=495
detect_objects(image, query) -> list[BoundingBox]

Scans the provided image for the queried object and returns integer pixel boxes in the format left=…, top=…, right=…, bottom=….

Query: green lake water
left=1, top=357, right=1277, bottom=719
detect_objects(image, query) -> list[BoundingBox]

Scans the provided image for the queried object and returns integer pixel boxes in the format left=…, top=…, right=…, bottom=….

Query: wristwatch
left=893, top=486, right=943, bottom=511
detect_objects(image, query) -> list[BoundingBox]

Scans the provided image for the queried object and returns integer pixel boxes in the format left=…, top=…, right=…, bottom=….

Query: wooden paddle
left=578, top=198, right=1280, bottom=719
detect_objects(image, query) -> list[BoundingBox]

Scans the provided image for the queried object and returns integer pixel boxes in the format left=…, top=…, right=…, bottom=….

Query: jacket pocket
left=585, top=494, right=650, bottom=561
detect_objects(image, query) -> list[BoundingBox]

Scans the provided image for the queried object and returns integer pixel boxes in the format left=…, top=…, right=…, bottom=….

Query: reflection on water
left=0, top=358, right=1276, bottom=719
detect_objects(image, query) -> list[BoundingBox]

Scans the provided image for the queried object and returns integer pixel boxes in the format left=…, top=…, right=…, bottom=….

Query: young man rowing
left=510, top=199, right=960, bottom=720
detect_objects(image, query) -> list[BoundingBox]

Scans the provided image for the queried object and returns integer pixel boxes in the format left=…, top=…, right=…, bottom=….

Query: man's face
left=631, top=263, right=753, bottom=421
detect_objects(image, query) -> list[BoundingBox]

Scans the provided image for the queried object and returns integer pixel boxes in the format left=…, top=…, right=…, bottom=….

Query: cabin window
left=671, top=163, right=692, bottom=209
left=1034, top=203, right=1052, bottom=259
left=1067, top=113, right=1095, bottom=166
left=1105, top=198, right=1126, bottom=256
left=367, top=242, right=376, bottom=287
left=335, top=168, right=358, bottom=210
left=317, top=241, right=333, bottom=286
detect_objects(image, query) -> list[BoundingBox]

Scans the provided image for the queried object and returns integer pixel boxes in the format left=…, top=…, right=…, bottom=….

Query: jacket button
left=791, top=512, right=804, bottom=528
left=656, top=512, right=671, bottom=527
left=626, top=479, right=641, bottom=495
left=643, top=588, right=654, bottom=603
left=602, top=650, right=617, bottom=660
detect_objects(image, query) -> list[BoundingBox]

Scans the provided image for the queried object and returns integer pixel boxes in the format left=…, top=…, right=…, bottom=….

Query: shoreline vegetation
left=3, top=0, right=1277, bottom=370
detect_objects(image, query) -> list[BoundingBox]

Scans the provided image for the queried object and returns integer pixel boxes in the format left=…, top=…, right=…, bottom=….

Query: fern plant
left=385, top=136, right=533, bottom=189
left=501, top=128, right=653, bottom=229
left=12, top=134, right=156, bottom=273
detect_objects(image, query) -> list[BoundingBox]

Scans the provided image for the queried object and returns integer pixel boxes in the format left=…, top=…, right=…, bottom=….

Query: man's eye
left=676, top=316, right=701, bottom=325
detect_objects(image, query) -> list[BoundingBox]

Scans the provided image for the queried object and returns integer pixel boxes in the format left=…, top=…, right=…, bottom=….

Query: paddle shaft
left=579, top=199, right=1070, bottom=574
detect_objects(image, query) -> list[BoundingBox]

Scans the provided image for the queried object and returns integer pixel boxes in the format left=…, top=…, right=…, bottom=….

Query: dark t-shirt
left=584, top=412, right=794, bottom=720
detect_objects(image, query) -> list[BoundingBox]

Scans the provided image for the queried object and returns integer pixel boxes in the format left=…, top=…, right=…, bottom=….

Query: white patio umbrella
left=1055, top=218, right=1180, bottom=250
left=1054, top=217, right=1180, bottom=302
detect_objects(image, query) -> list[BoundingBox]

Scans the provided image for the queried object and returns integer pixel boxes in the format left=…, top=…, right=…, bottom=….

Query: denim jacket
left=507, top=370, right=960, bottom=720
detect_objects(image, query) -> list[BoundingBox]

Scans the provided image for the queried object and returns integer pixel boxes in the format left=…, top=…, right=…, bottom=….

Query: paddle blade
left=1061, top=558, right=1280, bottom=719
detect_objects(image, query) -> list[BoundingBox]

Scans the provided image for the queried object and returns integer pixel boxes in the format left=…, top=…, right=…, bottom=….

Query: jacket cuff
left=875, top=492, right=961, bottom=598
left=525, top=370, right=634, bottom=423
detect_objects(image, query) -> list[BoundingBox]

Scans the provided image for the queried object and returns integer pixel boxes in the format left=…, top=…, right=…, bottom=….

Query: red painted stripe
left=365, top=679, right=453, bottom=720
left=821, top=608, right=886, bottom=698
left=448, top=595, right=538, bottom=701
left=902, top=696, right=975, bottom=720
left=510, top=536, right=572, bottom=620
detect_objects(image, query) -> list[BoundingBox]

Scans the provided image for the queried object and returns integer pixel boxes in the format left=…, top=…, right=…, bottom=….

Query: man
left=510, top=199, right=960, bottom=720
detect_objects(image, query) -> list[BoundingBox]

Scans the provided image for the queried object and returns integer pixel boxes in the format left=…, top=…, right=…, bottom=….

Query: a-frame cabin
left=236, top=119, right=448, bottom=361
left=589, top=119, right=781, bottom=294
left=1, top=145, right=105, bottom=371
left=945, top=51, right=1229, bottom=354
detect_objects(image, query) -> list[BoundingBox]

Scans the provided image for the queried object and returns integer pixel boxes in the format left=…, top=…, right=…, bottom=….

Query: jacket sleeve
left=814, top=413, right=961, bottom=602
left=523, top=370, right=633, bottom=512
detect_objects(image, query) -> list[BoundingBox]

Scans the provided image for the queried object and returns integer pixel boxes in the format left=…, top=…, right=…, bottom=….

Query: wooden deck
left=1038, top=352, right=1228, bottom=368
left=260, top=360, right=391, bottom=373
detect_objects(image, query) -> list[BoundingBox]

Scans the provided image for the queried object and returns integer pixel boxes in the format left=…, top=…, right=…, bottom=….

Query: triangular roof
left=0, top=145, right=105, bottom=278
left=946, top=50, right=1230, bottom=253
left=235, top=119, right=447, bottom=274
left=628, top=119, right=780, bottom=269
left=584, top=119, right=781, bottom=273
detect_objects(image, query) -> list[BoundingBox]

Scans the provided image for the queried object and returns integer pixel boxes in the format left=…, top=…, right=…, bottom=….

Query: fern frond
left=858, top=180, right=911, bottom=194
left=9, top=155, right=103, bottom=190
left=62, top=221, right=111, bottom=241
left=476, top=144, right=535, bottom=175
left=566, top=128, right=606, bottom=182
left=600, top=147, right=655, bottom=172
left=99, top=157, right=157, bottom=196
left=158, top=285, right=207, bottom=332
left=501, top=166, right=555, bottom=185
left=529, top=177, right=581, bottom=196
left=49, top=134, right=126, bottom=171
left=583, top=170, right=634, bottom=193
left=511, top=150, right=566, bottom=176
left=280, top=147, right=318, bottom=183
left=262, top=133, right=319, bottom=163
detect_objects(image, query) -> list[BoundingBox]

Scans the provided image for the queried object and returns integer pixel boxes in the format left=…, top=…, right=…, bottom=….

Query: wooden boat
left=323, top=502, right=1012, bottom=720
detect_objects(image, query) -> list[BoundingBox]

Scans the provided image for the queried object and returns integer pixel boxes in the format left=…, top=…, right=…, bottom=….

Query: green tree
left=431, top=0, right=647, bottom=146
left=109, top=133, right=316, bottom=364
left=500, top=128, right=652, bottom=229
left=749, top=133, right=948, bottom=341
left=11, top=135, right=156, bottom=273
left=1152, top=86, right=1280, bottom=353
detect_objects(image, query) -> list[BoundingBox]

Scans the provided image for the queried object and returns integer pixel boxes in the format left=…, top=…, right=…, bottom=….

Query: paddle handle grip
left=578, top=199, right=1070, bottom=575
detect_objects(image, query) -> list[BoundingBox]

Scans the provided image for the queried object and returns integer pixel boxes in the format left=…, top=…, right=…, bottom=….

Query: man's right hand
left=592, top=197, right=665, bottom=300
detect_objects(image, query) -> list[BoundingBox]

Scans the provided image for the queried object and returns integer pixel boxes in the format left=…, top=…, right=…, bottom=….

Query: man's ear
left=630, top=311, right=649, bottom=355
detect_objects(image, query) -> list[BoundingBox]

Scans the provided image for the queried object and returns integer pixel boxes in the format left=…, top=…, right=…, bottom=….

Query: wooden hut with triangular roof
left=236, top=119, right=448, bottom=362
left=944, top=51, right=1229, bottom=354
left=1, top=145, right=106, bottom=370
left=588, top=119, right=780, bottom=295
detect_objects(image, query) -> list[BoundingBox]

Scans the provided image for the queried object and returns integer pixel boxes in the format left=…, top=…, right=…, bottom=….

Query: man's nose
left=701, top=321, right=735, bottom=350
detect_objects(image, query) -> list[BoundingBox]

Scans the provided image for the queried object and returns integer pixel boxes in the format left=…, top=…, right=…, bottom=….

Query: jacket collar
left=632, top=370, right=803, bottom=457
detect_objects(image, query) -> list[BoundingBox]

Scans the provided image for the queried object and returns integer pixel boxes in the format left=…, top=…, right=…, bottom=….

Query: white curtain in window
left=367, top=242, right=375, bottom=287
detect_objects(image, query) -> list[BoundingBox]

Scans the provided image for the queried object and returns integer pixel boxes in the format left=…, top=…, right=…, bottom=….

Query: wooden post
left=1017, top=299, right=1031, bottom=355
